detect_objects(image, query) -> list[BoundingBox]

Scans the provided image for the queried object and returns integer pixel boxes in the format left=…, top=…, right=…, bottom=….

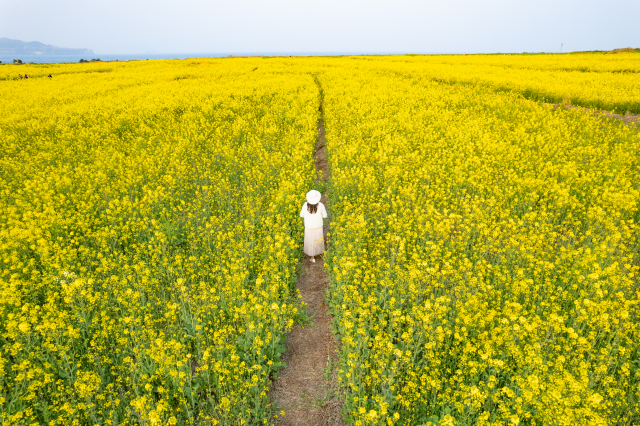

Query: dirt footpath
left=269, top=82, right=346, bottom=426
left=550, top=102, right=640, bottom=126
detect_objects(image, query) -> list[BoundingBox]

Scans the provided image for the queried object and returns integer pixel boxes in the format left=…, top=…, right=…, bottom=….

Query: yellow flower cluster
left=0, top=59, right=319, bottom=425
left=321, top=65, right=640, bottom=425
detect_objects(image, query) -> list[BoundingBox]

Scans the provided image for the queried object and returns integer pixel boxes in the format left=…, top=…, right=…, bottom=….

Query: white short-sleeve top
left=300, top=202, right=327, bottom=229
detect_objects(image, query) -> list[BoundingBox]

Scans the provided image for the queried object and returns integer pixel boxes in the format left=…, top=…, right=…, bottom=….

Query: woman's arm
left=321, top=203, right=328, bottom=218
left=300, top=202, right=307, bottom=218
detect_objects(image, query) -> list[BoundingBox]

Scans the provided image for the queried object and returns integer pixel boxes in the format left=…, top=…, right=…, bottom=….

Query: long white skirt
left=304, top=226, right=325, bottom=256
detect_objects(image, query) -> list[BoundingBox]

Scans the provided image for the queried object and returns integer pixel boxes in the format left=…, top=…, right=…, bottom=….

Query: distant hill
left=0, top=37, right=93, bottom=55
left=612, top=47, right=640, bottom=52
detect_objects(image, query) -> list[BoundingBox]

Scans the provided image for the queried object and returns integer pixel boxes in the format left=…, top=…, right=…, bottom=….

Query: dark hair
left=307, top=202, right=318, bottom=214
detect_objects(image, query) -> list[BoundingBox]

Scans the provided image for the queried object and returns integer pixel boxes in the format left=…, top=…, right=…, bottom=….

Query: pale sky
left=1, top=0, right=639, bottom=54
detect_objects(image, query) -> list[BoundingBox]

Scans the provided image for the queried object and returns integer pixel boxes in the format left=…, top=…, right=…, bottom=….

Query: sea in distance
left=0, top=51, right=439, bottom=64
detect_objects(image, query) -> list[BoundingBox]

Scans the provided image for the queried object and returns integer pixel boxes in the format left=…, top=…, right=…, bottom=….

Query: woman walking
left=300, top=190, right=327, bottom=263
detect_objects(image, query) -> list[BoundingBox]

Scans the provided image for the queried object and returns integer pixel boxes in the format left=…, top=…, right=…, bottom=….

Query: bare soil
left=269, top=84, right=346, bottom=426
left=550, top=102, right=640, bottom=127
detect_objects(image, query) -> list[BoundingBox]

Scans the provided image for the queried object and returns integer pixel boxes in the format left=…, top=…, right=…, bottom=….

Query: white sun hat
left=306, top=190, right=322, bottom=205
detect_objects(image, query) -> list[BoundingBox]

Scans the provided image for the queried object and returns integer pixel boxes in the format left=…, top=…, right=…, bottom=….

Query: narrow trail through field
left=548, top=102, right=640, bottom=127
left=432, top=79, right=640, bottom=128
left=269, top=80, right=346, bottom=426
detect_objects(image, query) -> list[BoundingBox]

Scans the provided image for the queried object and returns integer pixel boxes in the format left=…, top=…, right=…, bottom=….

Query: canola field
left=353, top=54, right=640, bottom=114
left=322, top=63, right=640, bottom=425
left=1, top=53, right=639, bottom=425
left=1, top=60, right=319, bottom=425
